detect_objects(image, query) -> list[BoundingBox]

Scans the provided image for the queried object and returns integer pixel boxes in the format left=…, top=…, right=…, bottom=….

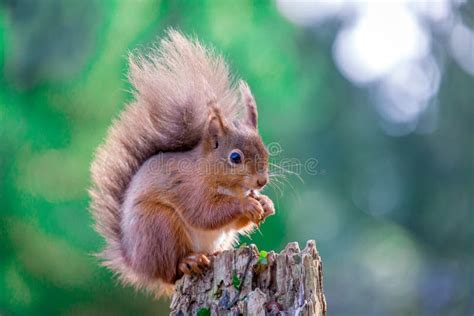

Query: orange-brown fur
left=89, top=30, right=274, bottom=296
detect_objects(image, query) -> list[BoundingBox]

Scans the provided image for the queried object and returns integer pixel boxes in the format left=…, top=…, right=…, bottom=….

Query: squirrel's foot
left=179, top=253, right=210, bottom=276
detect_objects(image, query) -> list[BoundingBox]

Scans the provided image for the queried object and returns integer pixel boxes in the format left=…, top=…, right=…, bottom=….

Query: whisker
left=269, top=172, right=288, bottom=182
left=269, top=169, right=301, bottom=203
left=268, top=178, right=284, bottom=197
left=269, top=175, right=285, bottom=195
left=269, top=162, right=304, bottom=184
left=268, top=175, right=278, bottom=197
left=265, top=182, right=277, bottom=197
left=271, top=173, right=299, bottom=200
left=269, top=178, right=283, bottom=194
left=279, top=174, right=297, bottom=193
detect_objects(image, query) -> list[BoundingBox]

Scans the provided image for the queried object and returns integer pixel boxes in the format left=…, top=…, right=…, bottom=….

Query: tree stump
left=170, top=240, right=327, bottom=316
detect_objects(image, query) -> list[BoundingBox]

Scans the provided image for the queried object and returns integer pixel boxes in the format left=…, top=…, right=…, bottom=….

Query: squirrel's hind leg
left=121, top=198, right=191, bottom=284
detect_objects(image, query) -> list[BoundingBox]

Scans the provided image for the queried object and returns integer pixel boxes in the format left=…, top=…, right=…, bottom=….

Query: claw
left=179, top=253, right=210, bottom=276
left=179, top=262, right=192, bottom=275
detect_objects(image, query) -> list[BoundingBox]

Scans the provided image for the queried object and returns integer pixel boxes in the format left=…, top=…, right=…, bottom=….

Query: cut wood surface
left=170, top=240, right=327, bottom=316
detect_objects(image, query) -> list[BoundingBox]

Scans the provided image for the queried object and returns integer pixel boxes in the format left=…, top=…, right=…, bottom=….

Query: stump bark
left=170, top=240, right=327, bottom=316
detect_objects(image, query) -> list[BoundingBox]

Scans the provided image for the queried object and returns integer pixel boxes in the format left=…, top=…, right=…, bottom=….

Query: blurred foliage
left=0, top=0, right=473, bottom=315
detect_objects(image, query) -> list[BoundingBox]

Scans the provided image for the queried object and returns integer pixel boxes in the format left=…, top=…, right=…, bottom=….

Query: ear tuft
left=239, top=80, right=258, bottom=129
left=205, top=106, right=227, bottom=150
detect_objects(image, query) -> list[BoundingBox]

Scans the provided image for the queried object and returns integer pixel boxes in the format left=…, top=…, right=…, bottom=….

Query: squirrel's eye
left=229, top=150, right=243, bottom=164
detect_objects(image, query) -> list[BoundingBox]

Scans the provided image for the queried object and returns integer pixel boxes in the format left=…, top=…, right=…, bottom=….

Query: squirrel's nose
left=256, top=176, right=268, bottom=189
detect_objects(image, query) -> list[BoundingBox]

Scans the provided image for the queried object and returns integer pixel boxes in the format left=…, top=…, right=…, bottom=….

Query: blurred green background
left=0, top=0, right=473, bottom=315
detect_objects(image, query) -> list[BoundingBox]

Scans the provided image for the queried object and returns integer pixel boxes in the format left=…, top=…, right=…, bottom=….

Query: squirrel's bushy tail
left=89, top=30, right=243, bottom=295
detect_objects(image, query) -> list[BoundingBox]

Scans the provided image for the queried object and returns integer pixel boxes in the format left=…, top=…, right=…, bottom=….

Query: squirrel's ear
left=205, top=107, right=227, bottom=150
left=239, top=80, right=258, bottom=129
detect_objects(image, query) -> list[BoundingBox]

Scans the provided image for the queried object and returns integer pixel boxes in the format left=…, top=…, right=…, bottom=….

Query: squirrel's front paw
left=242, top=197, right=265, bottom=224
left=255, top=194, right=275, bottom=221
left=179, top=253, right=210, bottom=276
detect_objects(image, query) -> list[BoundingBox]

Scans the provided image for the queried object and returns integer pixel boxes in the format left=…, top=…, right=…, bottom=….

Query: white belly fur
left=188, top=225, right=237, bottom=253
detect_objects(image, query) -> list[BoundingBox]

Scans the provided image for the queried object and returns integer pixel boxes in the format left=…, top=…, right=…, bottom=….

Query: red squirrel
left=89, top=30, right=275, bottom=296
